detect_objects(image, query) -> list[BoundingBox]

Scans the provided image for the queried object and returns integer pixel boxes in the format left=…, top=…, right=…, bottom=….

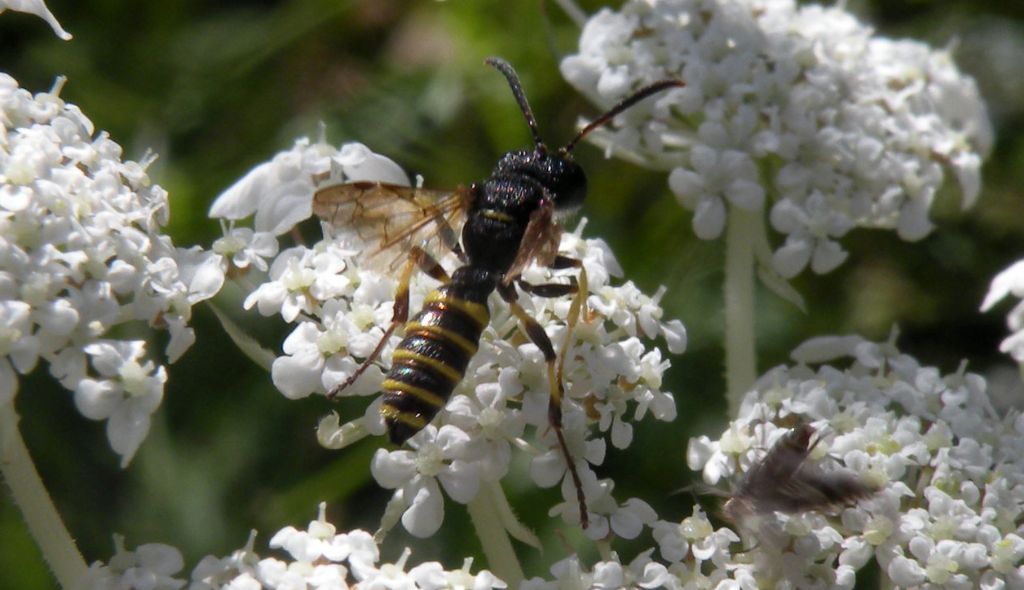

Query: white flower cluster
left=561, top=0, right=992, bottom=277
left=77, top=504, right=507, bottom=590
left=518, top=505, right=747, bottom=589
left=210, top=139, right=686, bottom=539
left=982, top=259, right=1024, bottom=367
left=685, top=334, right=1024, bottom=588
left=0, top=75, right=223, bottom=465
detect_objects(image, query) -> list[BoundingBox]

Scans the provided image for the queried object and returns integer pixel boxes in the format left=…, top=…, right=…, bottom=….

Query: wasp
left=723, top=423, right=877, bottom=525
left=314, top=57, right=682, bottom=529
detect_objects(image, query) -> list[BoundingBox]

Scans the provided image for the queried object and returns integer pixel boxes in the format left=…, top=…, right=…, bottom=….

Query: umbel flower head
left=78, top=503, right=507, bottom=590
left=0, top=75, right=224, bottom=465
left=686, top=334, right=1024, bottom=588
left=210, top=138, right=686, bottom=539
left=561, top=0, right=993, bottom=278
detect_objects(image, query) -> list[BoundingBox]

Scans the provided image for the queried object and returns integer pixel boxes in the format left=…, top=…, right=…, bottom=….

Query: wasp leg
left=552, top=257, right=587, bottom=406
left=517, top=255, right=589, bottom=434
left=497, top=281, right=589, bottom=530
left=327, top=246, right=449, bottom=398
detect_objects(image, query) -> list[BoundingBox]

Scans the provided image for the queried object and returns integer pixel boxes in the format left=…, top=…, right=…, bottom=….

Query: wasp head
left=494, top=148, right=587, bottom=215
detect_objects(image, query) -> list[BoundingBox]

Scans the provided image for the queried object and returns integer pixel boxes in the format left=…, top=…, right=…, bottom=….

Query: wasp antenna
left=563, top=78, right=684, bottom=153
left=486, top=57, right=545, bottom=150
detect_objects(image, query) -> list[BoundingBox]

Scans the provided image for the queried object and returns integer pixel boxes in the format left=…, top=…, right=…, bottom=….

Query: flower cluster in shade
left=76, top=503, right=507, bottom=590
left=982, top=259, right=1024, bottom=368
left=560, top=0, right=993, bottom=278
left=0, top=74, right=224, bottom=465
left=683, top=334, right=1024, bottom=588
left=209, top=137, right=687, bottom=539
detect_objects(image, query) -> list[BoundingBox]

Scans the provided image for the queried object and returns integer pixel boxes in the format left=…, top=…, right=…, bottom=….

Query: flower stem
left=0, top=404, right=88, bottom=588
left=466, top=482, right=523, bottom=588
left=724, top=209, right=757, bottom=416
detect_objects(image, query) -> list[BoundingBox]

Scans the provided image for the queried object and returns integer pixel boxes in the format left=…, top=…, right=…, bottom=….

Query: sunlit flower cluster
left=77, top=504, right=507, bottom=590
left=0, top=75, right=223, bottom=464
left=686, top=334, right=1024, bottom=588
left=210, top=139, right=686, bottom=539
left=561, top=0, right=992, bottom=277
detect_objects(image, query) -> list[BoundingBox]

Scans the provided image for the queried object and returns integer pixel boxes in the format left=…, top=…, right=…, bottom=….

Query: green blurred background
left=2, top=0, right=1023, bottom=587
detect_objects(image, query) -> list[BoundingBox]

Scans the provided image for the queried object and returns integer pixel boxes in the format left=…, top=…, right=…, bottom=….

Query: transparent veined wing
left=313, top=181, right=473, bottom=270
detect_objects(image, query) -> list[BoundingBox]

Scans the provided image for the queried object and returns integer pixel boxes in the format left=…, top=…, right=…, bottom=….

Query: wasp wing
left=313, top=181, right=473, bottom=271
left=503, top=199, right=564, bottom=283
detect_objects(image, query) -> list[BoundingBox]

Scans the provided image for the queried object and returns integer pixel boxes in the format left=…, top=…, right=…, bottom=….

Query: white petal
left=791, top=335, right=868, bottom=364
left=73, top=378, right=119, bottom=419
left=668, top=167, right=705, bottom=203
left=772, top=239, right=812, bottom=278
left=888, top=556, right=926, bottom=587
left=981, top=260, right=1024, bottom=312
left=370, top=448, right=417, bottom=489
left=810, top=239, right=848, bottom=274
left=611, top=499, right=656, bottom=539
left=209, top=161, right=273, bottom=220
left=896, top=197, right=935, bottom=241
left=252, top=179, right=315, bottom=235
left=692, top=197, right=726, bottom=240
left=661, top=320, right=687, bottom=354
left=163, top=317, right=195, bottom=363
left=270, top=349, right=324, bottom=399
left=610, top=417, right=632, bottom=449
left=107, top=401, right=152, bottom=466
left=177, top=247, right=226, bottom=304
left=2, top=0, right=72, bottom=40
left=336, top=143, right=409, bottom=186
left=438, top=460, right=481, bottom=504
left=402, top=477, right=444, bottom=538
left=530, top=450, right=565, bottom=488
left=769, top=199, right=807, bottom=233
left=725, top=178, right=765, bottom=210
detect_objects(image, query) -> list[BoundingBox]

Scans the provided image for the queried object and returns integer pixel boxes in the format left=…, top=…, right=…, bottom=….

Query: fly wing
left=313, top=181, right=473, bottom=271
left=734, top=424, right=876, bottom=516
left=734, top=424, right=815, bottom=500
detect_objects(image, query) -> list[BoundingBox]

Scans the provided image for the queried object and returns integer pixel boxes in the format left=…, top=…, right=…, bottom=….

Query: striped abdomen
left=381, top=270, right=493, bottom=444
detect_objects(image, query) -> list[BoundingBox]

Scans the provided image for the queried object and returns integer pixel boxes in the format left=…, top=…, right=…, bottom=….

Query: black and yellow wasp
left=313, top=58, right=681, bottom=528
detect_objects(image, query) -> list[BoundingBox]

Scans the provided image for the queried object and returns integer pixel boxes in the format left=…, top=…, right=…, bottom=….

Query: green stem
left=724, top=209, right=757, bottom=417
left=0, top=404, right=87, bottom=588
left=466, top=482, right=523, bottom=588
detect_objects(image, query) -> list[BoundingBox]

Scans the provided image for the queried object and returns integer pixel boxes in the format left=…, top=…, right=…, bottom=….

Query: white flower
left=90, top=503, right=505, bottom=589
left=79, top=535, right=186, bottom=590
left=73, top=341, right=167, bottom=466
left=211, top=224, right=279, bottom=274
left=371, top=425, right=482, bottom=538
left=0, top=75, right=222, bottom=463
left=562, top=0, right=991, bottom=276
left=209, top=137, right=408, bottom=236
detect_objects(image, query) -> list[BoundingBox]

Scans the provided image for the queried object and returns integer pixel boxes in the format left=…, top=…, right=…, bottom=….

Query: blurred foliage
left=1, top=1, right=1023, bottom=588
